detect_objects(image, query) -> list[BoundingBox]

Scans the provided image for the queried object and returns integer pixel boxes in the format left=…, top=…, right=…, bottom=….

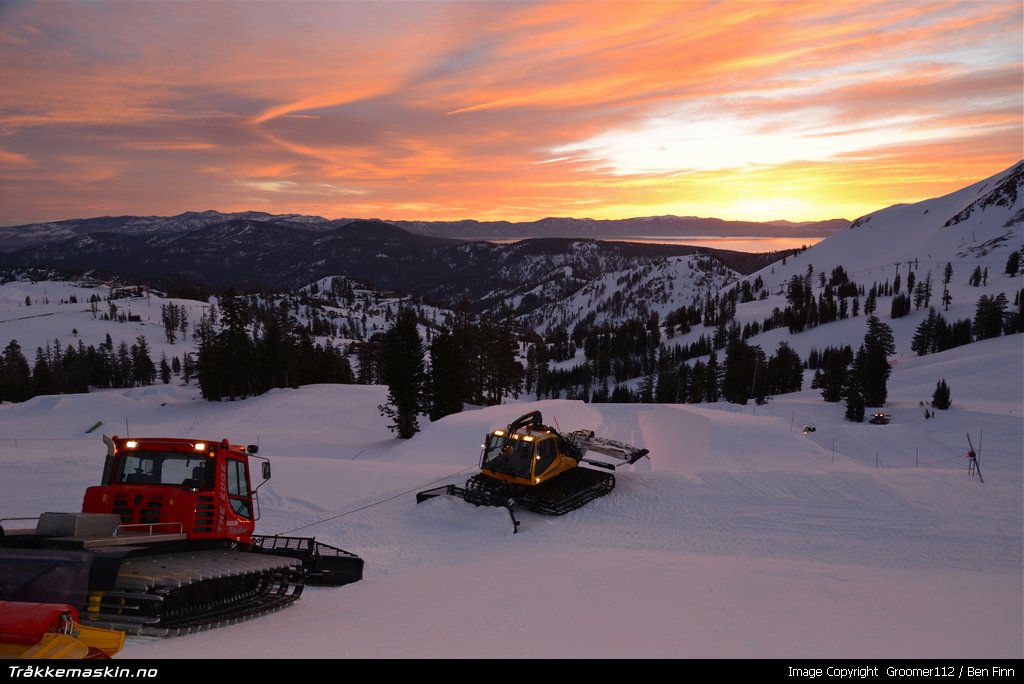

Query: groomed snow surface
left=1, top=334, right=1020, bottom=659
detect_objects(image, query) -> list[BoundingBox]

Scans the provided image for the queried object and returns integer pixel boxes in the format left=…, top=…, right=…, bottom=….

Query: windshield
left=116, top=450, right=214, bottom=488
left=481, top=434, right=536, bottom=479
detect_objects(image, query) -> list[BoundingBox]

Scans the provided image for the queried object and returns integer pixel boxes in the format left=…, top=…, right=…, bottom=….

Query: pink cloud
left=0, top=0, right=1019, bottom=224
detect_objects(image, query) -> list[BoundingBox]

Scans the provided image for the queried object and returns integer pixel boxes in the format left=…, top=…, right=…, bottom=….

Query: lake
left=464, top=235, right=825, bottom=253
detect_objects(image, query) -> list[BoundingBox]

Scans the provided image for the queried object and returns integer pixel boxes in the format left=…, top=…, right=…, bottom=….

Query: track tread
left=462, top=467, right=615, bottom=516
left=83, top=550, right=304, bottom=635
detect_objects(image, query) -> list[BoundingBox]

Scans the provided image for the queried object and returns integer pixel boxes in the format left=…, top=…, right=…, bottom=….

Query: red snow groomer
left=0, top=435, right=363, bottom=636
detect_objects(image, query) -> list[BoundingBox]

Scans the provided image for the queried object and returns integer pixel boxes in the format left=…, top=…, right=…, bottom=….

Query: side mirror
left=262, top=462, right=271, bottom=480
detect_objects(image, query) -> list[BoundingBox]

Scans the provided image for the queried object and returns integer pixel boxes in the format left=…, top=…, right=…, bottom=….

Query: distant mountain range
left=0, top=211, right=847, bottom=252
left=3, top=160, right=1018, bottom=323
left=0, top=162, right=1017, bottom=353
left=379, top=215, right=848, bottom=241
left=0, top=215, right=788, bottom=313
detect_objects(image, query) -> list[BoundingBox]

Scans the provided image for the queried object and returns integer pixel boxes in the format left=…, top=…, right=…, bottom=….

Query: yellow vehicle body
left=416, top=410, right=648, bottom=532
left=479, top=427, right=578, bottom=487
left=0, top=602, right=124, bottom=660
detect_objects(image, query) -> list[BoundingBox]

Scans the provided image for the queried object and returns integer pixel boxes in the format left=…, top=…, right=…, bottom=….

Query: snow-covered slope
left=0, top=276, right=450, bottom=371
left=655, top=162, right=1024, bottom=363
left=1, top=334, right=1020, bottom=658
left=747, top=161, right=1021, bottom=296
left=0, top=279, right=210, bottom=368
left=521, top=255, right=737, bottom=334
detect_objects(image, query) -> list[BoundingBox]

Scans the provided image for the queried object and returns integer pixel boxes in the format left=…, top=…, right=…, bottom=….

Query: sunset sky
left=0, top=0, right=1021, bottom=226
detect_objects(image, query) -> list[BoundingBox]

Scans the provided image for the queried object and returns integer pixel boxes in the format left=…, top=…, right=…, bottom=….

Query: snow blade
left=416, top=482, right=521, bottom=532
left=416, top=484, right=463, bottom=504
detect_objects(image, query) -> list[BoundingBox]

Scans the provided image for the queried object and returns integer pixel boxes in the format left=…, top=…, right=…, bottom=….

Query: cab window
left=226, top=459, right=252, bottom=519
left=481, top=434, right=535, bottom=478
left=535, top=438, right=557, bottom=476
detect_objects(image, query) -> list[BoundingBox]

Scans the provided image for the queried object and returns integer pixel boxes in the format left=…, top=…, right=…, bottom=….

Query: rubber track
left=464, top=467, right=615, bottom=516
left=83, top=550, right=305, bottom=636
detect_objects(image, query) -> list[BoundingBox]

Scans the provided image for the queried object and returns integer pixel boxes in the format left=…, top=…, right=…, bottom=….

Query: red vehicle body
left=82, top=436, right=262, bottom=543
left=0, top=435, right=363, bottom=636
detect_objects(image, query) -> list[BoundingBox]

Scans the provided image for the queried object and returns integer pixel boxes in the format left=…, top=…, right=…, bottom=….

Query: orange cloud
left=125, top=141, right=218, bottom=152
left=252, top=86, right=398, bottom=125
left=0, top=0, right=1019, bottom=226
left=0, top=149, right=33, bottom=166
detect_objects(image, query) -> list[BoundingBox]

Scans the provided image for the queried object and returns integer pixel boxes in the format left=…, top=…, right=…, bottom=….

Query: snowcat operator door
left=533, top=436, right=558, bottom=480
left=219, top=454, right=257, bottom=542
left=225, top=458, right=254, bottom=520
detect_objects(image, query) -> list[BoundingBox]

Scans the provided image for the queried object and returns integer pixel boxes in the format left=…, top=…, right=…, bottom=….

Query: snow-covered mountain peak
left=747, top=161, right=1023, bottom=294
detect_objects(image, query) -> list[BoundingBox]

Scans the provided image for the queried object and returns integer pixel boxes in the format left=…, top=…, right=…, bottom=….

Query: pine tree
left=1009, top=289, right=1024, bottom=334
left=481, top=314, right=524, bottom=405
left=255, top=306, right=295, bottom=392
left=637, top=372, right=655, bottom=403
left=890, top=292, right=911, bottom=318
left=855, top=317, right=894, bottom=407
left=131, top=335, right=157, bottom=386
left=182, top=353, right=195, bottom=384
left=63, top=342, right=89, bottom=394
left=32, top=347, right=55, bottom=397
left=214, top=292, right=256, bottom=399
left=687, top=360, right=706, bottom=403
left=115, top=341, right=132, bottom=387
left=912, top=281, right=927, bottom=309
left=195, top=314, right=222, bottom=399
left=1005, top=250, right=1020, bottom=277
left=819, top=346, right=851, bottom=402
left=159, top=353, right=172, bottom=384
left=864, top=289, right=876, bottom=315
left=704, top=351, right=721, bottom=402
left=845, top=387, right=865, bottom=422
left=0, top=340, right=32, bottom=402
left=911, top=308, right=946, bottom=356
left=356, top=339, right=380, bottom=384
left=377, top=308, right=428, bottom=438
left=721, top=339, right=766, bottom=405
left=655, top=354, right=688, bottom=403
left=844, top=353, right=866, bottom=422
left=932, top=379, right=951, bottom=410
left=161, top=303, right=178, bottom=344
left=765, top=341, right=803, bottom=396
left=429, top=327, right=467, bottom=421
left=972, top=294, right=1007, bottom=340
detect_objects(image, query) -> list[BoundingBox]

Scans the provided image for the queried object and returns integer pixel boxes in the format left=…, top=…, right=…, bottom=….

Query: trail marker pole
left=966, top=433, right=984, bottom=483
